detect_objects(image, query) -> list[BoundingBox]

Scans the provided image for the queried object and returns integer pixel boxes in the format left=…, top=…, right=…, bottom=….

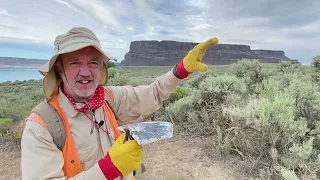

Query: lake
left=0, top=67, right=44, bottom=83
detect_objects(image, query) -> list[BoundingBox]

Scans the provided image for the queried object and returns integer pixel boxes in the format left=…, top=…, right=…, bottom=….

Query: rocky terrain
left=121, top=40, right=300, bottom=66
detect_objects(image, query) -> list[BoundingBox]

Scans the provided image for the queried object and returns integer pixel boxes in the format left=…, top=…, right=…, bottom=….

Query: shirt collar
left=57, top=87, right=79, bottom=118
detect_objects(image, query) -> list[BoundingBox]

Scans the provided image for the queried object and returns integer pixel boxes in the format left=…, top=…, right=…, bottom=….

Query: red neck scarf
left=61, top=86, right=105, bottom=112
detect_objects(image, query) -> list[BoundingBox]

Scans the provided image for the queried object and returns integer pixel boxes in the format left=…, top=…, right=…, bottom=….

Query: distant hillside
left=0, top=57, right=123, bottom=67
left=121, top=40, right=300, bottom=66
left=0, top=57, right=48, bottom=67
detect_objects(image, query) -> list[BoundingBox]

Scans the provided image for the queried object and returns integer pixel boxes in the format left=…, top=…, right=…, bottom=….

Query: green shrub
left=232, top=59, right=264, bottom=80
left=0, top=118, right=13, bottom=124
left=0, top=118, right=14, bottom=135
left=167, top=74, right=247, bottom=135
left=287, top=78, right=320, bottom=128
left=182, top=69, right=216, bottom=88
left=168, top=62, right=320, bottom=179
left=166, top=86, right=188, bottom=104
left=231, top=59, right=268, bottom=94
left=224, top=76, right=320, bottom=178
left=278, top=61, right=293, bottom=73
left=126, top=77, right=153, bottom=86
left=108, top=67, right=121, bottom=79
left=108, top=73, right=130, bottom=86
left=311, top=55, right=320, bottom=70
left=107, top=67, right=155, bottom=86
left=279, top=166, right=299, bottom=180
left=1, top=64, right=320, bottom=179
left=275, top=61, right=306, bottom=75
left=107, top=61, right=116, bottom=68
left=0, top=101, right=28, bottom=123
left=308, top=58, right=320, bottom=83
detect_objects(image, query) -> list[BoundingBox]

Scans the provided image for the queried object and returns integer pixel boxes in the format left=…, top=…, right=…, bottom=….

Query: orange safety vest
left=24, top=88, right=135, bottom=179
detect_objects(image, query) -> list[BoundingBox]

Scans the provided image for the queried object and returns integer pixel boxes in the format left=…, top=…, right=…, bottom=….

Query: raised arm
left=108, top=68, right=182, bottom=123
left=108, top=37, right=219, bottom=123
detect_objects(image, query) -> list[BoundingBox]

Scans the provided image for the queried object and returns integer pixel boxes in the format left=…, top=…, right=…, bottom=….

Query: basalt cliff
left=120, top=40, right=300, bottom=66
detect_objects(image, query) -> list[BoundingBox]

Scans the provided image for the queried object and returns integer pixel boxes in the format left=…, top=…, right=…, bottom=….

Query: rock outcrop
left=121, top=40, right=300, bottom=66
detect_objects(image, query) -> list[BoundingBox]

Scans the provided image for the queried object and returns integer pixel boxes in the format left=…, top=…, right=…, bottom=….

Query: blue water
left=0, top=67, right=44, bottom=83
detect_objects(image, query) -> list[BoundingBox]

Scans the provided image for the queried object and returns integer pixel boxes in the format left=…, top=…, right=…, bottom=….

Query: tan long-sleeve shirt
left=21, top=70, right=182, bottom=180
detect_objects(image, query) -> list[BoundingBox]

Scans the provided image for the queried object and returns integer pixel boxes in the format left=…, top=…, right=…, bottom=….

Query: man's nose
left=79, top=65, right=91, bottom=76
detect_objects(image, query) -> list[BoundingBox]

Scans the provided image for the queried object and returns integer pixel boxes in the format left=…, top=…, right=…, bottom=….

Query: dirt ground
left=0, top=133, right=249, bottom=180
left=0, top=143, right=21, bottom=180
left=135, top=134, right=249, bottom=180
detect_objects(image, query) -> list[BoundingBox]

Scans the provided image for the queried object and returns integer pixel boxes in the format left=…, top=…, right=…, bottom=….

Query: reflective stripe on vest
left=24, top=89, right=123, bottom=178
left=104, top=87, right=115, bottom=102
left=25, top=113, right=47, bottom=128
left=48, top=93, right=84, bottom=178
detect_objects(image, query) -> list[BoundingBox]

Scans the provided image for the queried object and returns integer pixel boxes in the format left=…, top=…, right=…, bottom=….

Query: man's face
left=57, top=46, right=102, bottom=101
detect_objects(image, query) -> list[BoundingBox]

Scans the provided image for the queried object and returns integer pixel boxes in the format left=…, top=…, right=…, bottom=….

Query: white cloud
left=67, top=0, right=124, bottom=31
left=185, top=0, right=209, bottom=9
left=0, top=0, right=319, bottom=63
left=127, top=27, right=135, bottom=32
left=55, top=0, right=79, bottom=12
left=0, top=8, right=14, bottom=17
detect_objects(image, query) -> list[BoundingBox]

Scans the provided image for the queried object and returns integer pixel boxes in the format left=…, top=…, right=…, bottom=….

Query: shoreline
left=0, top=66, right=43, bottom=83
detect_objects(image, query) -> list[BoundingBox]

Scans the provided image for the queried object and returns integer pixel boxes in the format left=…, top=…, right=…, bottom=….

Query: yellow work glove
left=98, top=133, right=143, bottom=179
left=174, top=37, right=219, bottom=78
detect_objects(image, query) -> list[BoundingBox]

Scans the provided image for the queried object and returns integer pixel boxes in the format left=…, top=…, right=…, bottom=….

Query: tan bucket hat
left=38, top=27, right=117, bottom=101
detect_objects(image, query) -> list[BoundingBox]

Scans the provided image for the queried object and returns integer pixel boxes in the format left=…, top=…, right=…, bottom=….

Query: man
left=21, top=27, right=219, bottom=180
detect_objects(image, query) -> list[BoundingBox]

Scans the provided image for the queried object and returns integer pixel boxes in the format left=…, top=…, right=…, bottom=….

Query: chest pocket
left=77, top=141, right=98, bottom=170
left=68, top=113, right=101, bottom=169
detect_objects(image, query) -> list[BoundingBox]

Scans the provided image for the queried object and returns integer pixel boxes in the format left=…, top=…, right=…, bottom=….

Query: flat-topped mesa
left=129, top=40, right=252, bottom=53
left=121, top=40, right=300, bottom=66
left=252, top=50, right=290, bottom=60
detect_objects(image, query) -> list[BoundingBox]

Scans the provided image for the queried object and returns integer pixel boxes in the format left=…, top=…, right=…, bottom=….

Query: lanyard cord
left=82, top=111, right=110, bottom=135
left=80, top=99, right=110, bottom=135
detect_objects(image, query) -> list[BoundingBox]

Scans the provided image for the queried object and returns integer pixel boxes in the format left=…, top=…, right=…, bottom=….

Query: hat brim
left=38, top=42, right=116, bottom=75
left=39, top=43, right=115, bottom=101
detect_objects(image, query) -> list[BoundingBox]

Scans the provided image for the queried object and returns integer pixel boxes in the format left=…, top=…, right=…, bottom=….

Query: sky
left=0, top=0, right=319, bottom=65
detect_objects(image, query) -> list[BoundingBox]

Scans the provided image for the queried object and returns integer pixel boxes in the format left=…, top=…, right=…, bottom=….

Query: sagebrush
left=1, top=59, right=320, bottom=179
left=166, top=59, right=320, bottom=179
